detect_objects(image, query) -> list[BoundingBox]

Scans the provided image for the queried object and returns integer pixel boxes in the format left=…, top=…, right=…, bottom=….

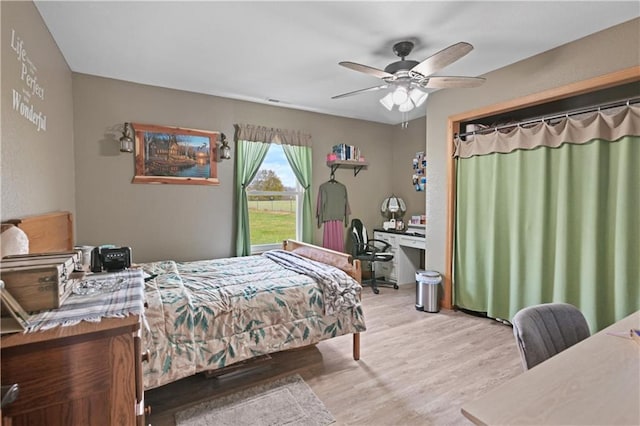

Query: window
left=246, top=144, right=302, bottom=253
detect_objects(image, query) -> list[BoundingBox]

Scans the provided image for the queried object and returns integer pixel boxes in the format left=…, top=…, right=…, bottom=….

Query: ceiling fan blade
left=339, top=61, right=394, bottom=79
left=332, top=84, right=389, bottom=99
left=424, top=76, right=486, bottom=89
left=410, top=42, right=474, bottom=77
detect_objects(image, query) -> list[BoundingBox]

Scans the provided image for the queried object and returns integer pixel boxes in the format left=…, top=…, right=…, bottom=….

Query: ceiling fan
left=332, top=41, right=485, bottom=113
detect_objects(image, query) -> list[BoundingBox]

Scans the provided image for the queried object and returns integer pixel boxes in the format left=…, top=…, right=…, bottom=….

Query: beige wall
left=72, top=74, right=406, bottom=262
left=425, top=17, right=640, bottom=274
left=1, top=1, right=74, bottom=220
left=391, top=117, right=426, bottom=220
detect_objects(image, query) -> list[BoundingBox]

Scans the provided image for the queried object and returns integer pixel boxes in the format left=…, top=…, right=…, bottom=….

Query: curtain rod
left=456, top=97, right=640, bottom=139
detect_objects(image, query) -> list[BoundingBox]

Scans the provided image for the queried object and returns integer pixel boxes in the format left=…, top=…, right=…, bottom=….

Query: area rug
left=175, top=374, right=335, bottom=426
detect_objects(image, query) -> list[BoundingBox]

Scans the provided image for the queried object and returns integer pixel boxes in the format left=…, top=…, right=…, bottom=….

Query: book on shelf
left=331, top=143, right=361, bottom=161
left=1, top=280, right=30, bottom=334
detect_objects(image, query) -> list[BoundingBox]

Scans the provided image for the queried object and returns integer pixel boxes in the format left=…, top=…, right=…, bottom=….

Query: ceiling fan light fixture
left=335, top=40, right=483, bottom=121
left=398, top=98, right=414, bottom=113
left=391, top=85, right=409, bottom=105
left=409, top=88, right=429, bottom=107
left=379, top=93, right=394, bottom=111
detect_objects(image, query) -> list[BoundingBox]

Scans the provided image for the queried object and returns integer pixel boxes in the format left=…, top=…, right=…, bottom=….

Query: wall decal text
left=10, top=29, right=47, bottom=132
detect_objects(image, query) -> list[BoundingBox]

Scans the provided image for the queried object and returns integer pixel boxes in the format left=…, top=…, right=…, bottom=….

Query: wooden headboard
left=3, top=211, right=74, bottom=254
left=283, top=239, right=362, bottom=283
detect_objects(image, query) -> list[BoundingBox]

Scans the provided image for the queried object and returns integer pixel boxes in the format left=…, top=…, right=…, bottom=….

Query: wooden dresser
left=1, top=316, right=146, bottom=426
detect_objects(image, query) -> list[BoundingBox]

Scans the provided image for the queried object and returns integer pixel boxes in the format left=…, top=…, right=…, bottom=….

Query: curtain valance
left=236, top=123, right=312, bottom=147
left=454, top=105, right=640, bottom=159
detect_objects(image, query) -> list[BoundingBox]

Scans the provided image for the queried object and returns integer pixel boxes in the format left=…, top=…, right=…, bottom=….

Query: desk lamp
left=381, top=195, right=406, bottom=230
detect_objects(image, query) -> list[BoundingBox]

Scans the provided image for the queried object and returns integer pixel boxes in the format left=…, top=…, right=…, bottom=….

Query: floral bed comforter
left=141, top=253, right=366, bottom=390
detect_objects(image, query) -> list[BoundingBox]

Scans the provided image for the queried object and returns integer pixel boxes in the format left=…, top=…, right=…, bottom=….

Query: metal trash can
left=415, top=270, right=442, bottom=313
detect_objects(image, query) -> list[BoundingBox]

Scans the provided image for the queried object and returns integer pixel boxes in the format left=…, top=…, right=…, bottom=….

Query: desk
left=373, top=230, right=425, bottom=285
left=461, top=311, right=640, bottom=425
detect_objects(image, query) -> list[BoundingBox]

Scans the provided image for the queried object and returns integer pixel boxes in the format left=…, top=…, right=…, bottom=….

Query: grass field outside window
left=246, top=144, right=302, bottom=252
left=248, top=197, right=299, bottom=249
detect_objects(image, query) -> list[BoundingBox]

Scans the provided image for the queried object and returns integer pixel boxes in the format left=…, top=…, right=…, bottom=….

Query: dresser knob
left=141, top=350, right=150, bottom=363
left=144, top=405, right=152, bottom=416
left=1, top=383, right=19, bottom=408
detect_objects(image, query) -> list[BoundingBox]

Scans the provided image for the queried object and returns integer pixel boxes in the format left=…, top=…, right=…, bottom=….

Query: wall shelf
left=327, top=160, right=369, bottom=177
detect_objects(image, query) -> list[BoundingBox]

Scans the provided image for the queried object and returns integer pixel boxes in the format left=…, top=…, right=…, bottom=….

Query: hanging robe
left=316, top=181, right=350, bottom=252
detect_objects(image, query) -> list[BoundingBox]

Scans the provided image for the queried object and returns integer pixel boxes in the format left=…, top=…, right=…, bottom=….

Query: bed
left=1, top=211, right=366, bottom=390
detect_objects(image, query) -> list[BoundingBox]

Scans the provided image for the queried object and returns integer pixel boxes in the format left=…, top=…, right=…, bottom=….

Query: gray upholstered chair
left=512, top=302, right=590, bottom=371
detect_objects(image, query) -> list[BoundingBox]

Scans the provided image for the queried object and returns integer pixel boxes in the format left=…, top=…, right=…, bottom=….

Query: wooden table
left=461, top=311, right=640, bottom=425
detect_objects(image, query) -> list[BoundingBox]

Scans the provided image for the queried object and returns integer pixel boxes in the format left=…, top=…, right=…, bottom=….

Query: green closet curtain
left=235, top=139, right=270, bottom=256
left=454, top=106, right=640, bottom=332
left=282, top=144, right=313, bottom=244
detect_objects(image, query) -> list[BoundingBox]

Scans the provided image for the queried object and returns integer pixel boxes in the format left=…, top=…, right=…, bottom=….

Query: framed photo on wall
left=131, top=123, right=220, bottom=186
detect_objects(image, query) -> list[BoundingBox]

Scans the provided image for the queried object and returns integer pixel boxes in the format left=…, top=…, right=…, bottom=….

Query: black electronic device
left=90, top=246, right=132, bottom=273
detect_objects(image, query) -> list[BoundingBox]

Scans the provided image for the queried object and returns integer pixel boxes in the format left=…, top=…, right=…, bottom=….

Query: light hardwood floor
left=146, top=285, right=522, bottom=425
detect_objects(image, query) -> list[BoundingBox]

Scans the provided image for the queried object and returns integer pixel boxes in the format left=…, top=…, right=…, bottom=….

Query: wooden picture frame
left=132, top=123, right=220, bottom=186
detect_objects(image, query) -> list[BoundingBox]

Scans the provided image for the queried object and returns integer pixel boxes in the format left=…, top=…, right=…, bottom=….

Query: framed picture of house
left=131, top=123, right=220, bottom=186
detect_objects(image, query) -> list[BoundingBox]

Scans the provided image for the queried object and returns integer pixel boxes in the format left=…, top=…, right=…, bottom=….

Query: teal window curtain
left=454, top=106, right=640, bottom=331
left=234, top=124, right=313, bottom=256
left=235, top=139, right=270, bottom=256
left=282, top=144, right=313, bottom=243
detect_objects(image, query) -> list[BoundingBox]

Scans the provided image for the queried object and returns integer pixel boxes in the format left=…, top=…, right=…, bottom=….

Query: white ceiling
left=35, top=1, right=639, bottom=125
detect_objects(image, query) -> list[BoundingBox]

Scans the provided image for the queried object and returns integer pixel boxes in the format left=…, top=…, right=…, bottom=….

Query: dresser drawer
left=398, top=236, right=425, bottom=249
left=374, top=232, right=396, bottom=245
left=1, top=317, right=141, bottom=425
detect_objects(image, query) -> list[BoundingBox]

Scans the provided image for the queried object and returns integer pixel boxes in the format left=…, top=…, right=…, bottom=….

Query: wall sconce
left=119, top=122, right=134, bottom=153
left=219, top=133, right=231, bottom=160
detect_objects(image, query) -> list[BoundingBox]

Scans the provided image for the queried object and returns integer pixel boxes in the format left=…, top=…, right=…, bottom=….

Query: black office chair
left=350, top=219, right=398, bottom=294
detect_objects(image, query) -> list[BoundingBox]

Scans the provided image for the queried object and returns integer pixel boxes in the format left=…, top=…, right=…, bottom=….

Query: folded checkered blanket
left=25, top=269, right=145, bottom=332
left=262, top=249, right=361, bottom=315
